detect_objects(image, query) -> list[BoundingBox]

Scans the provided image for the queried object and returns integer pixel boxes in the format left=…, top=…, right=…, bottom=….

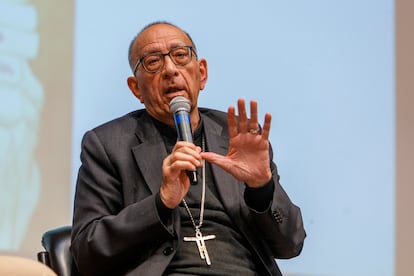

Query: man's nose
left=162, top=55, right=179, bottom=76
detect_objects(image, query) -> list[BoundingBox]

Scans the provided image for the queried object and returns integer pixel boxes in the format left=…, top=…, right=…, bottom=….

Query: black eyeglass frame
left=132, top=45, right=196, bottom=74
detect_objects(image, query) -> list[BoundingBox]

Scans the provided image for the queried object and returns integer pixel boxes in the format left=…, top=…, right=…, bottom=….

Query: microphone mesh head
left=169, top=96, right=191, bottom=114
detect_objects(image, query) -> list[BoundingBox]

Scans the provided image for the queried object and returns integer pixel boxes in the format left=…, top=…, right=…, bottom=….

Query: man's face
left=128, top=24, right=208, bottom=127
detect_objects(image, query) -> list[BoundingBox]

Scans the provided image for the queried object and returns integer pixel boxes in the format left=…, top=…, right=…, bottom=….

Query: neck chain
left=182, top=134, right=206, bottom=230
left=182, top=134, right=216, bottom=265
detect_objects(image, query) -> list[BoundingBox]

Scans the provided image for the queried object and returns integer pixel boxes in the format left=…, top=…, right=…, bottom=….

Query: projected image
left=0, top=0, right=43, bottom=250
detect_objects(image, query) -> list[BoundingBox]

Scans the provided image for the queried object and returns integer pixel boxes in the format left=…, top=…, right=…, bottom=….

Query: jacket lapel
left=131, top=113, right=167, bottom=195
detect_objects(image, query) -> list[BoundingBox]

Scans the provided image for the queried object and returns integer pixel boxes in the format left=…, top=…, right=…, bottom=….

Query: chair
left=37, top=226, right=80, bottom=276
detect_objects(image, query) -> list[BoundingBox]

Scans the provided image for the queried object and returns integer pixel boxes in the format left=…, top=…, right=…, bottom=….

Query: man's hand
left=160, top=141, right=202, bottom=208
left=201, top=99, right=272, bottom=188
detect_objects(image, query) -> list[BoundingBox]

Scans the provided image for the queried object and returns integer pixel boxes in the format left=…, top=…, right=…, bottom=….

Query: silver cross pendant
left=183, top=228, right=216, bottom=265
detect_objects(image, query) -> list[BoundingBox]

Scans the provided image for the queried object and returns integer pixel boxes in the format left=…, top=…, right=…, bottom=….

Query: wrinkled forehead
left=134, top=24, right=193, bottom=56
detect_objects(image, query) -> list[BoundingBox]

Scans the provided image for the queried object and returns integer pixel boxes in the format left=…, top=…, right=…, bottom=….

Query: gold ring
left=249, top=128, right=260, bottom=135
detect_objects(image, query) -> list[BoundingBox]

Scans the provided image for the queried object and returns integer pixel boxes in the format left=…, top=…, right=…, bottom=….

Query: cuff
left=155, top=192, right=174, bottom=225
left=244, top=179, right=275, bottom=212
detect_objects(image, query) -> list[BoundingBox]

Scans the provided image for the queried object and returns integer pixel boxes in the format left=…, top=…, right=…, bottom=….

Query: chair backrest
left=37, top=226, right=80, bottom=276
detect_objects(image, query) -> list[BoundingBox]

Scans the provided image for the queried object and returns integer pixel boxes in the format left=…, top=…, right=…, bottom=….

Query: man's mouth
left=165, top=87, right=185, bottom=96
left=166, top=88, right=178, bottom=93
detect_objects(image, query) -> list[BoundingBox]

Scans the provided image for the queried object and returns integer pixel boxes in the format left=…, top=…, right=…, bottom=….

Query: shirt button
left=163, top=246, right=174, bottom=255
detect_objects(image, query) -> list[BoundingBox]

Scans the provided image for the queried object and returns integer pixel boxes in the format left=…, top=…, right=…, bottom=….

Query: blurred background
left=0, top=0, right=412, bottom=275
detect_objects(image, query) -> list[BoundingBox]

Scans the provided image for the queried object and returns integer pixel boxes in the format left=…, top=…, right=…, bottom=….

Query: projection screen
left=1, top=0, right=411, bottom=275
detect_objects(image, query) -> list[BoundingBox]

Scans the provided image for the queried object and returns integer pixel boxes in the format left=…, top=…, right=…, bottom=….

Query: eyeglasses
left=133, top=46, right=196, bottom=74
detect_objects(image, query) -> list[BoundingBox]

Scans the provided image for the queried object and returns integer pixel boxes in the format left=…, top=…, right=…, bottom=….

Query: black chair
left=37, top=226, right=80, bottom=276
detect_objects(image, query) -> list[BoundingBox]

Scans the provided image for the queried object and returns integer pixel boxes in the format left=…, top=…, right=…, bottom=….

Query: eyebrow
left=140, top=43, right=189, bottom=56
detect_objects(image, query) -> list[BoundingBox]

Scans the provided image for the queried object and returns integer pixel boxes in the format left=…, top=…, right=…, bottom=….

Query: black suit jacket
left=71, top=108, right=305, bottom=276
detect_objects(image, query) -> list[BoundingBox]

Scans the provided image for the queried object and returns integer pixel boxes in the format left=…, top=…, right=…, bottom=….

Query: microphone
left=169, top=96, right=198, bottom=184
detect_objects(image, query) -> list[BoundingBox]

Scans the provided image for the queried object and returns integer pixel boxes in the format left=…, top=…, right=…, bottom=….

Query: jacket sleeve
left=246, top=145, right=306, bottom=259
left=70, top=130, right=175, bottom=275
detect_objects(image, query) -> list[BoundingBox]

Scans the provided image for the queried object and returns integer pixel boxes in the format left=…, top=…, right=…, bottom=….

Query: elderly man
left=71, top=21, right=305, bottom=275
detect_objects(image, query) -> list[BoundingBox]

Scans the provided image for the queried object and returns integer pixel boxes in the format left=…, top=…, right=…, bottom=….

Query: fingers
left=249, top=100, right=259, bottom=133
left=237, top=99, right=248, bottom=133
left=162, top=142, right=202, bottom=184
left=228, top=99, right=270, bottom=138
left=167, top=142, right=202, bottom=172
left=228, top=106, right=238, bottom=138
left=261, top=112, right=272, bottom=140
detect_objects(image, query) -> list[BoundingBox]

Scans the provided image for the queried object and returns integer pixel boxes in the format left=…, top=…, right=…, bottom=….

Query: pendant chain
left=182, top=134, right=206, bottom=230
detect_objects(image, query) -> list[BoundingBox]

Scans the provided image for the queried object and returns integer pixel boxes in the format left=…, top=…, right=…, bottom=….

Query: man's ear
left=127, top=76, right=144, bottom=103
left=198, top=58, right=208, bottom=90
